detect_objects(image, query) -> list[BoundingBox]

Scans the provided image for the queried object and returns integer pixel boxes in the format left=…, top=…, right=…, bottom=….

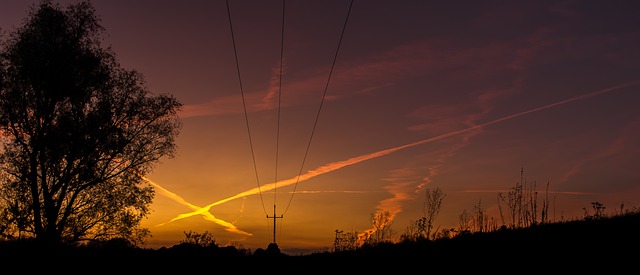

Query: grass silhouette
left=1, top=210, right=638, bottom=267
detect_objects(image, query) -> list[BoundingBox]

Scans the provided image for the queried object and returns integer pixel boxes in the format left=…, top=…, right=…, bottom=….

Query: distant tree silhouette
left=180, top=230, right=217, bottom=247
left=458, top=209, right=473, bottom=233
left=584, top=201, right=607, bottom=220
left=363, top=210, right=394, bottom=245
left=333, top=229, right=359, bottom=252
left=253, top=242, right=283, bottom=257
left=0, top=1, right=181, bottom=246
left=497, top=168, right=551, bottom=228
left=421, top=187, right=445, bottom=239
left=401, top=187, right=445, bottom=241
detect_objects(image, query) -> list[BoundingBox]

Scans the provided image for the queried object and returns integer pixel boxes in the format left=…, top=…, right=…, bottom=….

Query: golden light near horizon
left=146, top=79, right=639, bottom=238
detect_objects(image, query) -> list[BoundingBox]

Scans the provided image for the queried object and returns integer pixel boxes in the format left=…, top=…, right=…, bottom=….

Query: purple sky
left=2, top=0, right=639, bottom=254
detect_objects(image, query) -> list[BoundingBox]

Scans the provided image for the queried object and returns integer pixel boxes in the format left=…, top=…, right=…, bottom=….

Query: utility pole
left=267, top=204, right=283, bottom=244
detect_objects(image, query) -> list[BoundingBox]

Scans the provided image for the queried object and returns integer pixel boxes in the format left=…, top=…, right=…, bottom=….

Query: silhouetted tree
left=458, top=209, right=473, bottom=233
left=0, top=1, right=181, bottom=246
left=584, top=201, right=607, bottom=220
left=422, top=187, right=445, bottom=239
left=333, top=229, right=359, bottom=252
left=498, top=168, right=551, bottom=228
left=253, top=243, right=283, bottom=257
left=400, top=220, right=422, bottom=242
left=363, top=210, right=394, bottom=245
left=468, top=199, right=498, bottom=232
left=401, top=187, right=445, bottom=241
left=180, top=231, right=217, bottom=247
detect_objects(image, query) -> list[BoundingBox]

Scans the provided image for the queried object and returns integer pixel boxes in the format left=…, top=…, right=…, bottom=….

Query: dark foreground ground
left=2, top=213, right=639, bottom=272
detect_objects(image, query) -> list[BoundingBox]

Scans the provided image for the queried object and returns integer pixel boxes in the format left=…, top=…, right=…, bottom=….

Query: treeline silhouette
left=1, top=210, right=638, bottom=260
left=2, top=167, right=638, bottom=270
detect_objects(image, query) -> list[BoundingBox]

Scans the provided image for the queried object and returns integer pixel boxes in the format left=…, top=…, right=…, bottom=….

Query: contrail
left=142, top=176, right=252, bottom=236
left=156, top=80, right=638, bottom=228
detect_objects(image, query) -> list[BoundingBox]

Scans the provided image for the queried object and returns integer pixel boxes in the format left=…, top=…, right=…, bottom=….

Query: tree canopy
left=0, top=1, right=182, bottom=246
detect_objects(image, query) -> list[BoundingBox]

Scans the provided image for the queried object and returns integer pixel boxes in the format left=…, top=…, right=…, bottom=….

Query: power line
left=283, top=0, right=354, bottom=215
left=266, top=0, right=287, bottom=245
left=226, top=0, right=354, bottom=244
left=274, top=0, right=285, bottom=214
left=225, top=0, right=267, bottom=216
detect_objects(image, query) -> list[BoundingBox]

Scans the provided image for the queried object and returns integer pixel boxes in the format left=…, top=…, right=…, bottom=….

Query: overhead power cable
left=283, top=0, right=354, bottom=215
left=225, top=0, right=354, bottom=241
left=226, top=0, right=267, bottom=215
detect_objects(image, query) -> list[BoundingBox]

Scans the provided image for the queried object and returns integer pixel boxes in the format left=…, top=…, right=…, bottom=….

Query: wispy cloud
left=561, top=116, right=640, bottom=183
left=180, top=11, right=616, bottom=121
left=178, top=35, right=536, bottom=120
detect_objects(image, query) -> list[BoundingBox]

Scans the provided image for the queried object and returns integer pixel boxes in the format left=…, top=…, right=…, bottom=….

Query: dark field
left=2, top=212, right=638, bottom=272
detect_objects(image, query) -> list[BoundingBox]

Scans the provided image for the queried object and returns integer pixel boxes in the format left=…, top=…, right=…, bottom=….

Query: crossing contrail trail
left=154, top=80, right=639, bottom=230
left=142, top=176, right=252, bottom=235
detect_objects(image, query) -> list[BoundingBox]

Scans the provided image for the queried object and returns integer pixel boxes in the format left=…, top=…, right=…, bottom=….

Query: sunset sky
left=2, top=0, right=639, bottom=254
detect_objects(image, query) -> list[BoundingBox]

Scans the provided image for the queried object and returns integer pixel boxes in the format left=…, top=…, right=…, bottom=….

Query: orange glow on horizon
left=148, top=80, right=638, bottom=236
